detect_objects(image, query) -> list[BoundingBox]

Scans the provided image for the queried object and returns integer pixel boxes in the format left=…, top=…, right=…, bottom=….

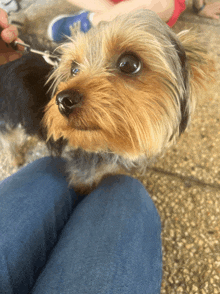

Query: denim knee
left=96, top=174, right=161, bottom=225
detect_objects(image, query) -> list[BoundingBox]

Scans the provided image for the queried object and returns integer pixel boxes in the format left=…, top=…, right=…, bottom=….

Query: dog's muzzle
left=56, top=89, right=83, bottom=117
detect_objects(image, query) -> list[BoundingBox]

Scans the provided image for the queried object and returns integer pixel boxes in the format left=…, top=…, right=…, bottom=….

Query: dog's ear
left=177, top=30, right=215, bottom=85
left=171, top=30, right=215, bottom=135
left=177, top=30, right=215, bottom=102
left=168, top=34, right=191, bottom=135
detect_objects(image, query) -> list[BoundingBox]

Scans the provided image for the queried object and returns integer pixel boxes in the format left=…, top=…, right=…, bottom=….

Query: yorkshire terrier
left=43, top=10, right=214, bottom=194
left=1, top=10, right=214, bottom=194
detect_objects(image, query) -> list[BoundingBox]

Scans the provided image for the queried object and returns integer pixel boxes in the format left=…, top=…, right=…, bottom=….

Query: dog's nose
left=56, top=89, right=83, bottom=117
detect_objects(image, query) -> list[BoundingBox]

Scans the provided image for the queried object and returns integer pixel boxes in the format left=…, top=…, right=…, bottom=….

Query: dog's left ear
left=171, top=30, right=215, bottom=134
left=169, top=35, right=191, bottom=135
left=177, top=30, right=215, bottom=90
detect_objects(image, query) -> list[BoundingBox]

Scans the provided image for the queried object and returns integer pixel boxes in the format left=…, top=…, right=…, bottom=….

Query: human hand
left=0, top=8, right=23, bottom=64
left=198, top=2, right=220, bottom=20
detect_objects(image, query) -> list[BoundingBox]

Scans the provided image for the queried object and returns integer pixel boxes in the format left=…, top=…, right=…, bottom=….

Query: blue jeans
left=0, top=157, right=162, bottom=294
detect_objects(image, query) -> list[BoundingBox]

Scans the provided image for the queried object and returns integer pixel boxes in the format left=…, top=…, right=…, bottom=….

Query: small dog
left=43, top=10, right=214, bottom=194
left=0, top=53, right=64, bottom=166
left=0, top=10, right=214, bottom=194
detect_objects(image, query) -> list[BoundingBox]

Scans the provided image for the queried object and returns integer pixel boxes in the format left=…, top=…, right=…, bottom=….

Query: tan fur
left=43, top=10, right=215, bottom=194
left=177, top=30, right=215, bottom=110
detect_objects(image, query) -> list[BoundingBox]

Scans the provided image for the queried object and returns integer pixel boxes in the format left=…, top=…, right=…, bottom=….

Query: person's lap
left=0, top=157, right=162, bottom=294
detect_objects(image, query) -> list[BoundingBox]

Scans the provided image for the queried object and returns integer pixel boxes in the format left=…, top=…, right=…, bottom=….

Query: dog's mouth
left=67, top=111, right=101, bottom=132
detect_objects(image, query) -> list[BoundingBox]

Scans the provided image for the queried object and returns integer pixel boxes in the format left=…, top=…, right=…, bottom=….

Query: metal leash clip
left=13, top=41, right=60, bottom=67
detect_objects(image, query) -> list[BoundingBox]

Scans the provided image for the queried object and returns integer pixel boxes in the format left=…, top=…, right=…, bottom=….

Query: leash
left=13, top=41, right=60, bottom=67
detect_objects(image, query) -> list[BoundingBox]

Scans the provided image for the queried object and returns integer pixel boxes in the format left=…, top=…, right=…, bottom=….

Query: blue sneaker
left=48, top=11, right=92, bottom=43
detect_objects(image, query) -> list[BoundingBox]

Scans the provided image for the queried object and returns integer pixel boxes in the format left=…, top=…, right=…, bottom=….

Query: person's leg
left=32, top=175, right=162, bottom=294
left=67, top=0, right=114, bottom=13
left=193, top=0, right=220, bottom=20
left=91, top=0, right=174, bottom=26
left=48, top=0, right=174, bottom=42
left=0, top=157, right=79, bottom=294
left=47, top=0, right=115, bottom=41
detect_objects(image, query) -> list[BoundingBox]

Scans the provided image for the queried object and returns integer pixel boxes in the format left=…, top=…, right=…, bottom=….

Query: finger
left=0, top=51, right=22, bottom=65
left=7, top=51, right=22, bottom=62
left=0, top=8, right=9, bottom=29
left=14, top=38, right=25, bottom=51
left=1, top=25, right=18, bottom=43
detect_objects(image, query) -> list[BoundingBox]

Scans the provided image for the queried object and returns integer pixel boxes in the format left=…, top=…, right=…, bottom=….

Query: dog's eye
left=117, top=53, right=142, bottom=75
left=71, top=61, right=80, bottom=76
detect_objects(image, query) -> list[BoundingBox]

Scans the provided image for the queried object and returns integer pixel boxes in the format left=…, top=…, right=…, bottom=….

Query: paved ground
left=1, top=0, right=220, bottom=293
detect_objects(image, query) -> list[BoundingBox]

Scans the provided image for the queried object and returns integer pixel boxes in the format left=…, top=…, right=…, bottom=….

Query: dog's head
left=44, top=9, right=214, bottom=160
